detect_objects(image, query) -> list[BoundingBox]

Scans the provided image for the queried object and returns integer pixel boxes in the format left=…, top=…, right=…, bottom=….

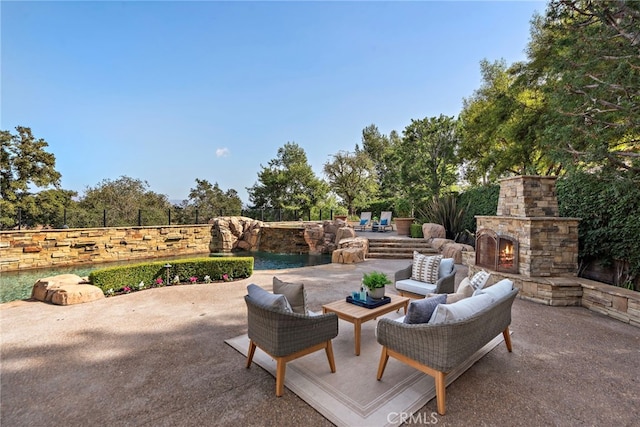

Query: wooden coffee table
left=322, top=294, right=410, bottom=356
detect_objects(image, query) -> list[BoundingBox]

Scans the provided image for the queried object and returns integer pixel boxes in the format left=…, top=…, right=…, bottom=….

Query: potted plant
left=362, top=271, right=391, bottom=299
left=394, top=197, right=415, bottom=236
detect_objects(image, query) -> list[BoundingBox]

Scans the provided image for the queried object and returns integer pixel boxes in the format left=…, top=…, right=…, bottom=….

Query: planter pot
left=367, top=286, right=386, bottom=299
left=334, top=215, right=348, bottom=221
left=395, top=218, right=415, bottom=236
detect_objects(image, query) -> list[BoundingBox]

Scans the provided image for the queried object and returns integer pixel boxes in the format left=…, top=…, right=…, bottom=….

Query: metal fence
left=12, top=207, right=348, bottom=229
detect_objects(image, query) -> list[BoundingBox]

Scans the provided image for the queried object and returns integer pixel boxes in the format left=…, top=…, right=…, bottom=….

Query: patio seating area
left=1, top=238, right=639, bottom=426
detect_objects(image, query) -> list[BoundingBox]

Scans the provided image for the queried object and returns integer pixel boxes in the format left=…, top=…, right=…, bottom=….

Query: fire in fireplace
left=475, top=229, right=519, bottom=274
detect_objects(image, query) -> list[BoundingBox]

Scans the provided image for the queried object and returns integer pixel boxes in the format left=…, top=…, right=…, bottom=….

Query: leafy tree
left=527, top=0, right=640, bottom=176
left=459, top=59, right=555, bottom=185
left=323, top=150, right=378, bottom=215
left=0, top=126, right=62, bottom=228
left=177, top=178, right=242, bottom=223
left=19, top=189, right=77, bottom=228
left=457, top=184, right=500, bottom=233
left=77, top=176, right=171, bottom=227
left=557, top=170, right=640, bottom=289
left=397, top=115, right=461, bottom=209
left=358, top=124, right=401, bottom=204
left=247, top=142, right=328, bottom=215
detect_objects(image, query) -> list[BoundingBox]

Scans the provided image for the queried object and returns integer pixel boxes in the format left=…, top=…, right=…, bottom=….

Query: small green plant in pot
left=362, top=271, right=391, bottom=299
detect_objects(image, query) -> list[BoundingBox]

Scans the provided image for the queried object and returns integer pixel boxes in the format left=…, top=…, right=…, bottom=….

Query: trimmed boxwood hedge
left=89, top=257, right=254, bottom=294
left=410, top=223, right=424, bottom=238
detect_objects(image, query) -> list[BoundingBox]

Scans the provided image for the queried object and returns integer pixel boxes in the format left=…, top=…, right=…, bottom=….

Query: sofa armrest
left=394, top=264, right=413, bottom=282
left=377, top=288, right=518, bottom=372
left=434, top=266, right=457, bottom=294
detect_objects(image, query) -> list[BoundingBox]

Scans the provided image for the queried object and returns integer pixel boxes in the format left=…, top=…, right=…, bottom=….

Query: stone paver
left=1, top=236, right=639, bottom=426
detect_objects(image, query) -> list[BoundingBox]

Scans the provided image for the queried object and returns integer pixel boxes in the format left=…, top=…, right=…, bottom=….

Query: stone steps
left=366, top=237, right=437, bottom=259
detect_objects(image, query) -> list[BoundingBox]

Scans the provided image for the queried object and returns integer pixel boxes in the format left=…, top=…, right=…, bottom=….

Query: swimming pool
left=0, top=251, right=332, bottom=304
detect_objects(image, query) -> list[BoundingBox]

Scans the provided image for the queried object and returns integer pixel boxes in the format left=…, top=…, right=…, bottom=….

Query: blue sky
left=2, top=0, right=546, bottom=205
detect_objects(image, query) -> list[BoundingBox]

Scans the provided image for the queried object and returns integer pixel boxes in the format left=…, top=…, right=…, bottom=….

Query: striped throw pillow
left=411, top=252, right=442, bottom=284
left=469, top=270, right=491, bottom=291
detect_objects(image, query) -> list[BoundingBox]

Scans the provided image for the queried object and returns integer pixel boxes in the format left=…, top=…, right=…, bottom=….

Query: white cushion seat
left=395, top=278, right=437, bottom=295
left=429, top=292, right=494, bottom=324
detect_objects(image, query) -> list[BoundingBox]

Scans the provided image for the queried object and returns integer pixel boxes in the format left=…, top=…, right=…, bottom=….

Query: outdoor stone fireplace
left=475, top=230, right=519, bottom=274
left=467, top=176, right=585, bottom=306
left=475, top=176, right=580, bottom=278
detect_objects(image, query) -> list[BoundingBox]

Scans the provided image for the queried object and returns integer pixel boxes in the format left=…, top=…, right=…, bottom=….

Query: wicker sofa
left=376, top=282, right=519, bottom=415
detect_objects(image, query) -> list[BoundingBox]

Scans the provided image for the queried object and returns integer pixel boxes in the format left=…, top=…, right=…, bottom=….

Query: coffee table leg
left=354, top=320, right=361, bottom=356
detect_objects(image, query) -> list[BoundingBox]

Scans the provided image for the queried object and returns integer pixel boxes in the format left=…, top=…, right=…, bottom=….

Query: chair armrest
left=394, top=264, right=413, bottom=282
left=434, top=266, right=457, bottom=294
left=245, top=296, right=338, bottom=357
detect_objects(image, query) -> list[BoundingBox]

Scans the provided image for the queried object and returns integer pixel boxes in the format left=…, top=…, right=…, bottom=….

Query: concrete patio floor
left=1, top=251, right=639, bottom=426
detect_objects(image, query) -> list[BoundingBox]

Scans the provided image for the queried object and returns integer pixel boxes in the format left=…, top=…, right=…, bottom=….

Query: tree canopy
left=527, top=0, right=640, bottom=175
left=76, top=176, right=171, bottom=227
left=0, top=127, right=64, bottom=228
left=247, top=142, right=328, bottom=214
left=397, top=115, right=461, bottom=206
left=323, top=150, right=378, bottom=215
left=178, top=178, right=242, bottom=222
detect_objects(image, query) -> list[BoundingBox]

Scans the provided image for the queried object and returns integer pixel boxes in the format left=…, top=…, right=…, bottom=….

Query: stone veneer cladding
left=475, top=216, right=580, bottom=277
left=0, top=225, right=214, bottom=272
left=476, top=176, right=580, bottom=277
left=496, top=175, right=559, bottom=217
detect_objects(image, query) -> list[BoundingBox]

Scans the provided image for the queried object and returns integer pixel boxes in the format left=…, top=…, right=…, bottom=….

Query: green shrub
left=420, top=194, right=468, bottom=240
left=410, top=223, right=423, bottom=238
left=89, top=257, right=254, bottom=294
left=557, top=171, right=640, bottom=288
left=457, top=184, right=500, bottom=233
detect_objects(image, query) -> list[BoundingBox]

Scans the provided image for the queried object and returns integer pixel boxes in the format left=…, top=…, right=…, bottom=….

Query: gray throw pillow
left=246, top=284, right=292, bottom=313
left=273, top=276, right=308, bottom=314
left=403, top=294, right=447, bottom=324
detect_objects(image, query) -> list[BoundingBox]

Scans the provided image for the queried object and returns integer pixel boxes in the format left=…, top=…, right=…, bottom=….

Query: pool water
left=0, top=251, right=331, bottom=304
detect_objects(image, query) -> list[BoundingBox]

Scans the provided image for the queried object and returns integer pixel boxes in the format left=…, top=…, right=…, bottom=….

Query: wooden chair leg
left=435, top=371, right=447, bottom=415
left=503, top=327, right=513, bottom=352
left=325, top=340, right=336, bottom=373
left=377, top=347, right=389, bottom=380
left=275, top=358, right=286, bottom=397
left=246, top=340, right=257, bottom=368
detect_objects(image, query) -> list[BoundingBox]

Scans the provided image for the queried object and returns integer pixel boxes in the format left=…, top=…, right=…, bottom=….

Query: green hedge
left=410, top=223, right=424, bottom=238
left=556, top=172, right=640, bottom=287
left=89, top=257, right=254, bottom=294
left=457, top=184, right=500, bottom=233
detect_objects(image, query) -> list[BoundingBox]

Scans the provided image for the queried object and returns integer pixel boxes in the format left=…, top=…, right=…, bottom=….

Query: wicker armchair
left=244, top=295, right=339, bottom=396
left=376, top=288, right=518, bottom=415
left=394, top=261, right=457, bottom=298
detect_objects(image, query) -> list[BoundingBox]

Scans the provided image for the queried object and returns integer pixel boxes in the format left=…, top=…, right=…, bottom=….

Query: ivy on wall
left=556, top=172, right=640, bottom=288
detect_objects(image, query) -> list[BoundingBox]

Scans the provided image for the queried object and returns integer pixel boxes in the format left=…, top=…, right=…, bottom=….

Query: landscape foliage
left=89, top=257, right=254, bottom=295
left=3, top=0, right=638, bottom=288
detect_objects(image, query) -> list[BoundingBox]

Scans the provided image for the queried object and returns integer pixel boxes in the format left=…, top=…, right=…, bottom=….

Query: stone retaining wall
left=465, top=254, right=640, bottom=328
left=0, top=219, right=353, bottom=272
left=0, top=225, right=213, bottom=271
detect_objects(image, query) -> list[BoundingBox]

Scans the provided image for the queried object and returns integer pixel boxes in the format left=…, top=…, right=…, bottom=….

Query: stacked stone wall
left=1, top=219, right=351, bottom=272
left=476, top=216, right=579, bottom=277
left=259, top=226, right=309, bottom=253
left=0, top=225, right=213, bottom=272
left=466, top=260, right=640, bottom=327
left=497, top=175, right=559, bottom=217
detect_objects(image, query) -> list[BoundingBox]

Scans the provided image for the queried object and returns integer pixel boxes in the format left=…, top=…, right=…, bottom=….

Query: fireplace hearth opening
left=476, top=229, right=519, bottom=274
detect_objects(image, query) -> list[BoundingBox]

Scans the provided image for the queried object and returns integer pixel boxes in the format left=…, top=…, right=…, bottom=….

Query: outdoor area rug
left=226, top=312, right=507, bottom=426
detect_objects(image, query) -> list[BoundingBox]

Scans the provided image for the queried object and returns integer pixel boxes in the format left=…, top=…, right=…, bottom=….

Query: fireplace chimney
left=475, top=176, right=580, bottom=277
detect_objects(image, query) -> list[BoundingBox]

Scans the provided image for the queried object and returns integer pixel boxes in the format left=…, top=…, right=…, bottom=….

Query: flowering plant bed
left=90, top=257, right=252, bottom=296
left=105, top=273, right=237, bottom=297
